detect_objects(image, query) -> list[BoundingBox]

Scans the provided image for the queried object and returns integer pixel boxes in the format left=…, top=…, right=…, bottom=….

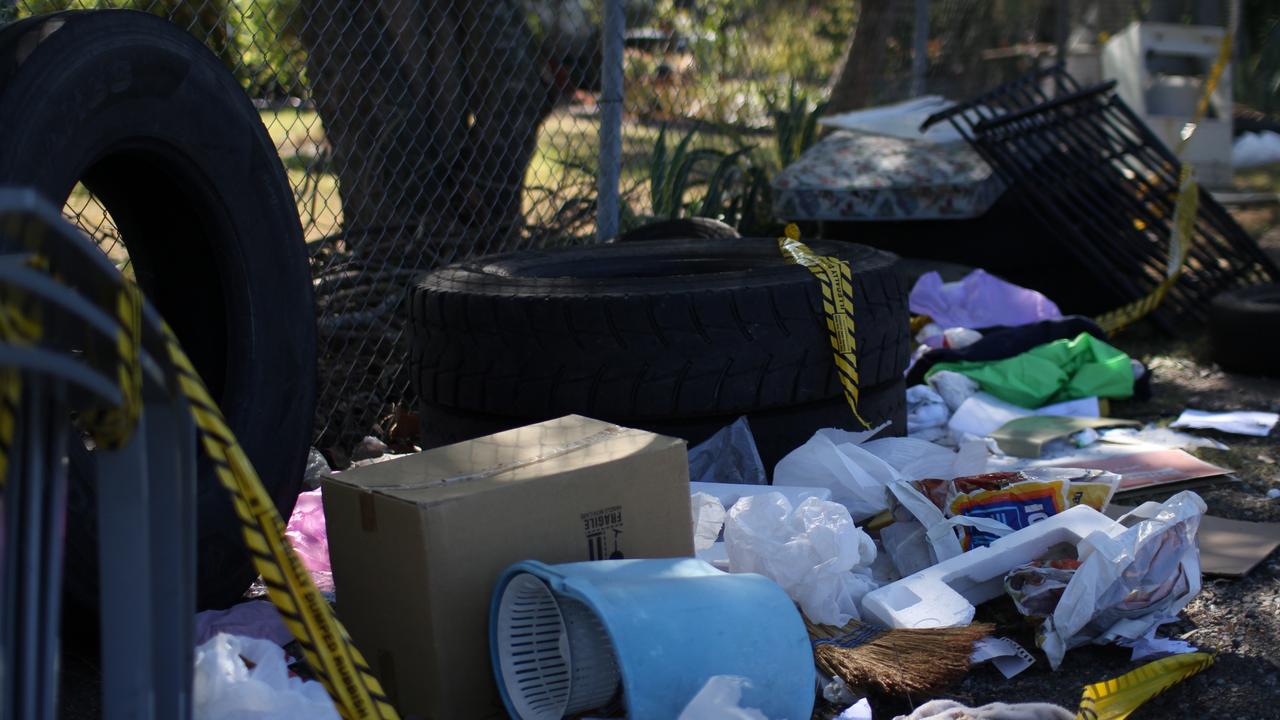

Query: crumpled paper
left=724, top=493, right=878, bottom=626
left=194, top=633, right=339, bottom=720
left=691, top=492, right=727, bottom=551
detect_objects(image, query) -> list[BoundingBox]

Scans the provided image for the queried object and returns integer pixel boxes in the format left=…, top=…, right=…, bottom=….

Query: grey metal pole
left=597, top=0, right=624, bottom=242
left=911, top=0, right=928, bottom=97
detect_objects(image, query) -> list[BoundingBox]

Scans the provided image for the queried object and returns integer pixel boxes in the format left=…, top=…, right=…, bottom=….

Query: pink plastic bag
left=284, top=488, right=333, bottom=593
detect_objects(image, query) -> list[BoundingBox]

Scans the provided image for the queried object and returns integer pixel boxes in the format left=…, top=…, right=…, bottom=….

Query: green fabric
left=925, top=333, right=1134, bottom=408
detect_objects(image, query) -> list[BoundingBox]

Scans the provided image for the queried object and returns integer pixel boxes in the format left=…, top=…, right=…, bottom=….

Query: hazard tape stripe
left=158, top=322, right=398, bottom=720
left=1075, top=651, right=1213, bottom=720
left=0, top=271, right=45, bottom=489
left=0, top=223, right=397, bottom=718
left=1095, top=165, right=1199, bottom=334
left=778, top=223, right=872, bottom=429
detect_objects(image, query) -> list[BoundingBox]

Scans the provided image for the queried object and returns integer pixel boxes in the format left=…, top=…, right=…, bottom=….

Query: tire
left=417, top=378, right=907, bottom=474
left=0, top=11, right=315, bottom=610
left=410, top=237, right=909, bottom=453
left=1209, top=284, right=1280, bottom=377
left=618, top=217, right=741, bottom=242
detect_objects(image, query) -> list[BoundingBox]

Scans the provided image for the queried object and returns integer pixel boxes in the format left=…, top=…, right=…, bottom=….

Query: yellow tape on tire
left=778, top=223, right=872, bottom=429
left=1075, top=651, right=1213, bottom=720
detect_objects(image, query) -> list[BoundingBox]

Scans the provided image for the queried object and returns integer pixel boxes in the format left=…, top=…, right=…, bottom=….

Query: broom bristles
left=807, top=617, right=995, bottom=697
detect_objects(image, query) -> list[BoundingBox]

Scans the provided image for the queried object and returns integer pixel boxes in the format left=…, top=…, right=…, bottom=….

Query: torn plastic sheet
left=687, top=416, right=768, bottom=485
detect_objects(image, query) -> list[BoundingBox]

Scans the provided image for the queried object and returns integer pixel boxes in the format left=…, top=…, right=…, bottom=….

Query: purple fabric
left=285, top=488, right=333, bottom=592
left=910, top=270, right=1061, bottom=329
left=194, top=600, right=292, bottom=647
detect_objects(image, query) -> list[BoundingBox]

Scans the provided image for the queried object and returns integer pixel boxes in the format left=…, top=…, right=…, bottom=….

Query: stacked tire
left=410, top=237, right=910, bottom=471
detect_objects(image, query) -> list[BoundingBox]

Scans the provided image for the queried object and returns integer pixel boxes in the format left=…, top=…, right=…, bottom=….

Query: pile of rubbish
left=189, top=268, right=1280, bottom=720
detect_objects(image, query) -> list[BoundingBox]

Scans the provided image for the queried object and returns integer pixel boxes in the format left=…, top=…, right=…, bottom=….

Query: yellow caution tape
left=1093, top=30, right=1229, bottom=334
left=157, top=321, right=398, bottom=720
left=1094, top=165, right=1199, bottom=334
left=778, top=223, right=872, bottom=429
left=0, top=216, right=398, bottom=718
left=78, top=281, right=143, bottom=451
left=1075, top=651, right=1214, bottom=720
left=0, top=281, right=42, bottom=489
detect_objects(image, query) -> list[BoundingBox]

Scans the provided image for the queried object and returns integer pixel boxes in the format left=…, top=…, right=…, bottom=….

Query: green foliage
left=639, top=123, right=779, bottom=234
left=1236, top=2, right=1280, bottom=116
left=765, top=81, right=827, bottom=168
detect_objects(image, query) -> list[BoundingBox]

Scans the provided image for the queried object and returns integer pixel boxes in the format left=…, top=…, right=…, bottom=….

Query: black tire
left=417, top=378, right=907, bottom=474
left=617, top=217, right=741, bottom=242
left=0, top=11, right=315, bottom=610
left=1209, top=284, right=1280, bottom=377
left=411, top=237, right=908, bottom=434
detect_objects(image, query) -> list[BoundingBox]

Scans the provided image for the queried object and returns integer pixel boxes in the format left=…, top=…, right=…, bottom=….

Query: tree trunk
left=826, top=0, right=895, bottom=114
left=298, top=0, right=554, bottom=264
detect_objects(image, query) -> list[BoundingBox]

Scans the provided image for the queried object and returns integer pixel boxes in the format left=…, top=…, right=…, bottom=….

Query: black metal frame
left=923, top=66, right=1279, bottom=327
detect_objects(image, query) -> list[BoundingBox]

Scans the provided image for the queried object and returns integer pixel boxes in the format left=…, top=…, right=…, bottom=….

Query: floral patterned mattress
left=772, top=131, right=1005, bottom=221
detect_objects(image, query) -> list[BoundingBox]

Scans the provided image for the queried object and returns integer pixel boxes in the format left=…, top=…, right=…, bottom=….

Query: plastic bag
left=194, top=600, right=292, bottom=648
left=284, top=488, right=333, bottom=594
left=194, top=633, right=339, bottom=720
left=1004, top=558, right=1081, bottom=617
left=724, top=493, right=878, bottom=626
left=1039, top=491, right=1206, bottom=669
left=677, top=675, right=767, bottom=720
left=773, top=426, right=898, bottom=521
left=687, top=416, right=767, bottom=485
left=909, top=269, right=1062, bottom=330
left=927, top=333, right=1134, bottom=409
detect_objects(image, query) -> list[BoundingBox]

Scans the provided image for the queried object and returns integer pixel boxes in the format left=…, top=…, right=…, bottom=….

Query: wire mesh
left=7, top=0, right=1247, bottom=452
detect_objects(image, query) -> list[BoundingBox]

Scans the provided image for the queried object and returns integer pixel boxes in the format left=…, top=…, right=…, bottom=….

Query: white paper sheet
left=1171, top=409, right=1279, bottom=437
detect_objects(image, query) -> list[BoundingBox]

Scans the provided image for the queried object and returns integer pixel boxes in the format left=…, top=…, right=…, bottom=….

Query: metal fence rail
left=8, top=0, right=1186, bottom=453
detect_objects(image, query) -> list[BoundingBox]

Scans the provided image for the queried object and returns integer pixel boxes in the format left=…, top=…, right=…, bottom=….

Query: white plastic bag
left=194, top=633, right=339, bottom=720
left=724, top=493, right=878, bottom=626
left=1039, top=491, right=1206, bottom=669
left=773, top=425, right=898, bottom=521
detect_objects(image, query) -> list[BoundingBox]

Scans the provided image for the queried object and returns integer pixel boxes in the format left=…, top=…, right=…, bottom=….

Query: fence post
left=911, top=0, right=928, bottom=97
left=597, top=0, right=624, bottom=242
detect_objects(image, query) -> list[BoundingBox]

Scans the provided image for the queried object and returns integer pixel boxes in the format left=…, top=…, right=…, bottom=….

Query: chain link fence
left=12, top=0, right=1258, bottom=453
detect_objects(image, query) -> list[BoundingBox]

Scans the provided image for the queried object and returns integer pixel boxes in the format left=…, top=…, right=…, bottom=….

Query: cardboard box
left=323, top=415, right=693, bottom=719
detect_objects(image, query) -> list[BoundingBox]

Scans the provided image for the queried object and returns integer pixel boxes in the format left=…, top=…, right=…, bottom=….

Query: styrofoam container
left=860, top=505, right=1128, bottom=628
